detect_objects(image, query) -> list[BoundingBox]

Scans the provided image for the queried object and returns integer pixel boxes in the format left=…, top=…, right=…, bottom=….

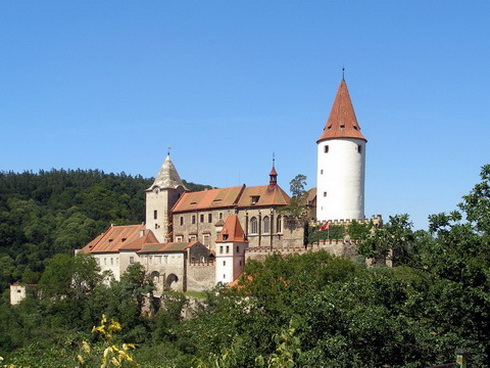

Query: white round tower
left=316, top=79, right=367, bottom=222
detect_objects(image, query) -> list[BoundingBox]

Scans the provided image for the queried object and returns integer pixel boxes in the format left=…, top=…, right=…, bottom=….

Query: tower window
left=323, top=192, right=327, bottom=197
left=358, top=145, right=362, bottom=153
left=223, top=261, right=226, bottom=266
left=180, top=216, right=184, bottom=226
left=219, top=212, right=223, bottom=220
left=320, top=169, right=323, bottom=175
left=192, top=215, right=196, bottom=224
left=154, top=210, right=157, bottom=220
left=200, top=214, right=204, bottom=223
left=324, top=145, right=329, bottom=153
left=208, top=213, right=212, bottom=223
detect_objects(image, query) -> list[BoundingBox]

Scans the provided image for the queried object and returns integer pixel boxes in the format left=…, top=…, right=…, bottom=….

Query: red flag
left=319, top=221, right=330, bottom=231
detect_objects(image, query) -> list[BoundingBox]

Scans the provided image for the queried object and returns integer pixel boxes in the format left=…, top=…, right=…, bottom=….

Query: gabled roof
left=236, top=185, right=290, bottom=207
left=317, top=80, right=366, bottom=143
left=148, top=155, right=188, bottom=191
left=216, top=215, right=247, bottom=243
left=80, top=224, right=146, bottom=254
left=120, top=231, right=159, bottom=251
left=172, top=185, right=245, bottom=213
left=138, top=241, right=199, bottom=254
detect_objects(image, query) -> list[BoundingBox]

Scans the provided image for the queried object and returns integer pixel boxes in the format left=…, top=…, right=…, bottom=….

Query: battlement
left=311, top=214, right=383, bottom=228
left=188, top=260, right=215, bottom=267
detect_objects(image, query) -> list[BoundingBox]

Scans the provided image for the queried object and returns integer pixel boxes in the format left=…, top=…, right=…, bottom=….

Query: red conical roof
left=317, top=80, right=366, bottom=143
left=216, top=215, right=247, bottom=243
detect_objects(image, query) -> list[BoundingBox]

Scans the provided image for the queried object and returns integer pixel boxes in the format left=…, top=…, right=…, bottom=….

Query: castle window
left=250, top=217, right=258, bottom=234
left=219, top=212, right=223, bottom=220
left=324, top=145, right=329, bottom=153
left=236, top=246, right=239, bottom=253
left=180, top=216, right=184, bottom=226
left=155, top=224, right=158, bottom=229
left=263, top=216, right=270, bottom=233
left=220, top=246, right=223, bottom=254
left=324, top=192, right=327, bottom=197
left=223, top=274, right=226, bottom=279
left=357, top=145, right=362, bottom=153
left=203, top=234, right=210, bottom=246
left=175, top=235, right=183, bottom=242
left=192, top=215, right=196, bottom=224
left=226, top=245, right=230, bottom=253
left=208, top=213, right=212, bottom=223
left=154, top=210, right=158, bottom=220
left=190, top=235, right=197, bottom=241
left=111, top=258, right=113, bottom=265
left=200, top=214, right=204, bottom=223
left=129, top=256, right=135, bottom=264
left=277, top=216, right=282, bottom=233
left=223, top=261, right=226, bottom=266
left=320, top=169, right=323, bottom=175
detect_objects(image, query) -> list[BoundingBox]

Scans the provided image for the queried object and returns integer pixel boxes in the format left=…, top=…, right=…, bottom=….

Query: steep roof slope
left=317, top=80, right=366, bottom=143
left=80, top=224, right=147, bottom=254
left=216, top=215, right=247, bottom=242
left=148, top=155, right=188, bottom=190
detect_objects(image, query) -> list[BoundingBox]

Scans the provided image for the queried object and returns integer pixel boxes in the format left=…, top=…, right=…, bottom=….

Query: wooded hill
left=0, top=169, right=212, bottom=293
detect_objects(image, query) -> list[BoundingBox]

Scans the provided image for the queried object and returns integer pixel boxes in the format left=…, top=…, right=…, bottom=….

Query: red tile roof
left=317, top=80, right=366, bottom=143
left=80, top=224, right=146, bottom=254
left=216, top=215, right=247, bottom=243
left=172, top=185, right=245, bottom=213
left=237, top=185, right=290, bottom=207
left=120, top=231, right=159, bottom=251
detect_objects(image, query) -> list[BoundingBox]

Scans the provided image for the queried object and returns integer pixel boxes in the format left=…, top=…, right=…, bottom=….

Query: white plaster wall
left=119, top=251, right=140, bottom=276
left=215, top=255, right=234, bottom=284
left=10, top=285, right=27, bottom=305
left=94, top=254, right=121, bottom=281
left=316, top=138, right=366, bottom=222
left=145, top=189, right=170, bottom=243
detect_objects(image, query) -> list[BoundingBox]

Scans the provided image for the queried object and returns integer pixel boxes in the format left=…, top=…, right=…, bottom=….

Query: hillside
left=0, top=169, right=212, bottom=292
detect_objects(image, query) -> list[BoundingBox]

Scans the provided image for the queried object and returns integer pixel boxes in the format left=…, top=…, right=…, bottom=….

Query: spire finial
left=342, top=67, right=345, bottom=81
left=272, top=152, right=275, bottom=167
left=167, top=147, right=171, bottom=156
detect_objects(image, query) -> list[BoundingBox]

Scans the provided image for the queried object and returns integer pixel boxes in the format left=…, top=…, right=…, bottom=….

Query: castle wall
left=94, top=253, right=121, bottom=281
left=119, top=251, right=140, bottom=277
left=172, top=208, right=235, bottom=251
left=140, top=253, right=186, bottom=294
left=187, top=261, right=216, bottom=291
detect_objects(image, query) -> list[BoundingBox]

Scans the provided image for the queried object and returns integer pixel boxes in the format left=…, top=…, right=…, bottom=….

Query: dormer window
left=353, top=126, right=358, bottom=130
left=251, top=196, right=260, bottom=205
left=340, top=125, right=345, bottom=130
left=327, top=125, right=332, bottom=130
left=223, top=234, right=229, bottom=241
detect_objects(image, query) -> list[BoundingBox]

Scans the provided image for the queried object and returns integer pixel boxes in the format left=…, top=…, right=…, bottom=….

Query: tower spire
left=317, top=79, right=366, bottom=143
left=269, top=153, right=278, bottom=189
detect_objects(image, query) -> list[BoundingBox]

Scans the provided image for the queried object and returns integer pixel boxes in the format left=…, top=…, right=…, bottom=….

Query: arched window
left=276, top=215, right=282, bottom=233
left=263, top=216, right=270, bottom=234
left=250, top=217, right=258, bottom=234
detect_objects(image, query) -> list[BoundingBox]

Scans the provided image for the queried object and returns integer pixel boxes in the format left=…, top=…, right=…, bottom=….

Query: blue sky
left=1, top=1, right=489, bottom=230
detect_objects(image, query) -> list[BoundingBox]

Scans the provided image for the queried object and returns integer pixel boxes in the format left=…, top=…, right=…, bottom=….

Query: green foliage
left=0, top=169, right=211, bottom=295
left=308, top=224, right=345, bottom=242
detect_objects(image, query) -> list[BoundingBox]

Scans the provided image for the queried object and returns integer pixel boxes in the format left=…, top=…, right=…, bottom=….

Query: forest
left=1, top=166, right=490, bottom=367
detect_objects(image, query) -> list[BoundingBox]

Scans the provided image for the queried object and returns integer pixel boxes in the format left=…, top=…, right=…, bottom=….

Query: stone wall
left=187, top=261, right=216, bottom=292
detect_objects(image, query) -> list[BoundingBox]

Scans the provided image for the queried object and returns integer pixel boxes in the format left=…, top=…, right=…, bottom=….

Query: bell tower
left=316, top=78, right=367, bottom=222
left=146, top=154, right=187, bottom=242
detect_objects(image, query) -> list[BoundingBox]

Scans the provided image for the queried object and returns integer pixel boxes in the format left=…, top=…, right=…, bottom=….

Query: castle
left=79, top=78, right=378, bottom=294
